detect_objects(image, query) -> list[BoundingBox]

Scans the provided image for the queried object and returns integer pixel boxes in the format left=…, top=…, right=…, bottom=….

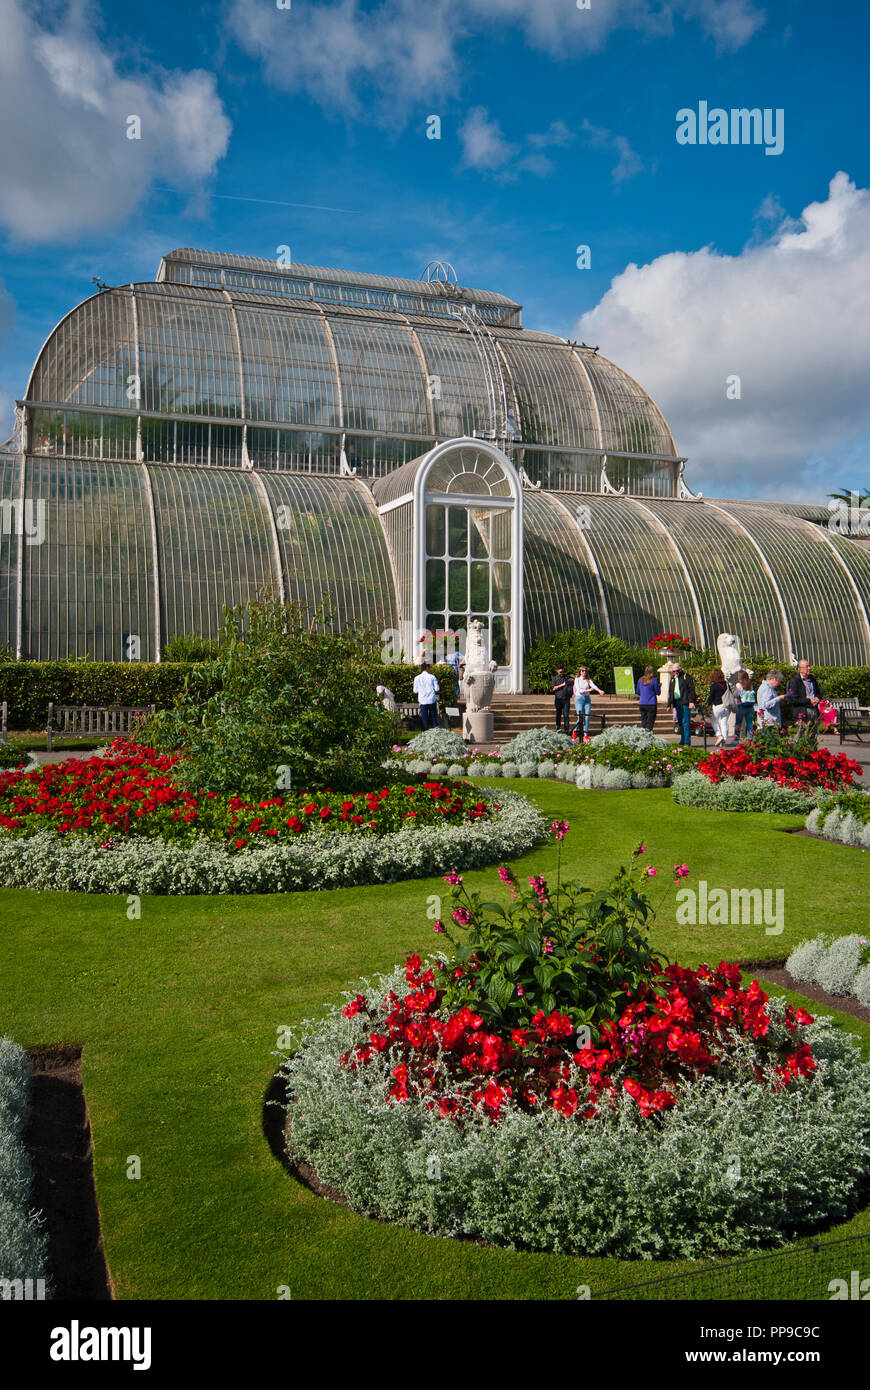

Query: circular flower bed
left=0, top=744, right=493, bottom=848
left=282, top=841, right=870, bottom=1256
left=0, top=744, right=548, bottom=894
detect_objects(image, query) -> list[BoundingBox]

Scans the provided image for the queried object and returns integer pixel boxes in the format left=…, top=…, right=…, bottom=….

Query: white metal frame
left=410, top=437, right=523, bottom=693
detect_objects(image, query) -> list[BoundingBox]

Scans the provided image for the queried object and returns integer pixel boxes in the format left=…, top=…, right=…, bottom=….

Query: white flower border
left=805, top=802, right=870, bottom=849
left=0, top=790, right=547, bottom=896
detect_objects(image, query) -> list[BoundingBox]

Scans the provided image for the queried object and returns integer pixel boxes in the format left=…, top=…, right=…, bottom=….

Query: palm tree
left=829, top=486, right=870, bottom=506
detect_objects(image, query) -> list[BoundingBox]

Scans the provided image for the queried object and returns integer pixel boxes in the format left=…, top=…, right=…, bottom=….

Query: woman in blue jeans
left=573, top=666, right=605, bottom=738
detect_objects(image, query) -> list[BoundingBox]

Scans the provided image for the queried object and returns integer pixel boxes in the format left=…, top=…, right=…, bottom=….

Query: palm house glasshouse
left=2, top=247, right=869, bottom=688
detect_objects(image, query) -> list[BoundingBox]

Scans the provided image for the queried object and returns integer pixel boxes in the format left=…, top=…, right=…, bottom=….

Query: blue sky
left=1, top=0, right=869, bottom=498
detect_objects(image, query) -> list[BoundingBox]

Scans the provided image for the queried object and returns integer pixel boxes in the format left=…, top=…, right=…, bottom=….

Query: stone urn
left=461, top=618, right=497, bottom=742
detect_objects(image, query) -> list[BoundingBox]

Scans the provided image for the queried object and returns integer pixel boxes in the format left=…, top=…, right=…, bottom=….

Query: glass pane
left=426, top=559, right=445, bottom=611
left=470, top=509, right=490, bottom=558
left=470, top=561, right=490, bottom=612
left=448, top=506, right=468, bottom=557
left=426, top=503, right=445, bottom=556
left=426, top=613, right=445, bottom=636
left=448, top=560, right=467, bottom=611
left=492, top=508, right=511, bottom=559
left=492, top=616, right=509, bottom=666
left=492, top=561, right=511, bottom=613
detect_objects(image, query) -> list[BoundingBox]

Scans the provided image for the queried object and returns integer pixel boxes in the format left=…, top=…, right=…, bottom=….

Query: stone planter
left=463, top=709, right=494, bottom=743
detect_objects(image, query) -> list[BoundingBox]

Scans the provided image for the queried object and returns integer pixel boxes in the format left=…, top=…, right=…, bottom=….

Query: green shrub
left=161, top=633, right=222, bottom=662
left=528, top=628, right=652, bottom=694
left=376, top=664, right=456, bottom=703
left=144, top=598, right=396, bottom=796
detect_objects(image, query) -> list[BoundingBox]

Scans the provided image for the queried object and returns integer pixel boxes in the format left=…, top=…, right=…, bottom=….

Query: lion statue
left=716, top=632, right=753, bottom=683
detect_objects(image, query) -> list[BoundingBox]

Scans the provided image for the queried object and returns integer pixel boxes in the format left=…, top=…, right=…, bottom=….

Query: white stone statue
left=461, top=619, right=498, bottom=738
left=716, top=633, right=753, bottom=683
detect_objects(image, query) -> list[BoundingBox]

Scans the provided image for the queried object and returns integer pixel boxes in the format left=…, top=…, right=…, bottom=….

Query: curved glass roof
left=3, top=457, right=869, bottom=665
left=25, top=275, right=680, bottom=462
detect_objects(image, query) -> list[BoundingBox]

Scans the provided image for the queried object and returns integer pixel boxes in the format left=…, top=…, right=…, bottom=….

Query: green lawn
left=1, top=781, right=868, bottom=1301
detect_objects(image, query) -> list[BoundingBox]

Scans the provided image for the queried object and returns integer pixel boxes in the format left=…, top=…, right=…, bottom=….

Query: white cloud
left=575, top=173, right=870, bottom=498
left=0, top=0, right=232, bottom=241
left=581, top=120, right=644, bottom=184
left=458, top=108, right=576, bottom=179
left=228, top=0, right=766, bottom=123
left=458, top=107, right=519, bottom=173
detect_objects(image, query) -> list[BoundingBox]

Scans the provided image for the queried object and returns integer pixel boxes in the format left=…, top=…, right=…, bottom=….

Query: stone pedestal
left=658, top=661, right=676, bottom=703
left=463, top=708, right=493, bottom=743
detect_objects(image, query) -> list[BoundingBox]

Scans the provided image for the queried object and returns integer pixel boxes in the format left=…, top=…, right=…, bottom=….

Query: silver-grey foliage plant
left=0, top=1038, right=49, bottom=1288
left=281, top=971, right=870, bottom=1259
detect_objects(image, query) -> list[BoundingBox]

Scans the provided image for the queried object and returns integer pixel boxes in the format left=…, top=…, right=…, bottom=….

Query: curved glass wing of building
left=3, top=248, right=869, bottom=681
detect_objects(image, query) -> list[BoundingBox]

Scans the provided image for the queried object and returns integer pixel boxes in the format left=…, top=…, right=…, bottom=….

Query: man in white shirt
left=413, top=663, right=440, bottom=730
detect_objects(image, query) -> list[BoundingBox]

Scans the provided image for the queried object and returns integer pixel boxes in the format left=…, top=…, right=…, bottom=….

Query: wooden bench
left=46, top=703, right=155, bottom=752
left=832, top=697, right=870, bottom=744
left=397, top=702, right=461, bottom=731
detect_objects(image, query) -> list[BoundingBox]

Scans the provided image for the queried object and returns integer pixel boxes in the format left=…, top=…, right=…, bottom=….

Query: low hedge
left=0, top=662, right=200, bottom=729
left=0, top=661, right=456, bottom=729
left=528, top=630, right=870, bottom=703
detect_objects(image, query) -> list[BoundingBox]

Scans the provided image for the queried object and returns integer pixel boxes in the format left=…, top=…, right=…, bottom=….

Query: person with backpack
left=636, top=666, right=660, bottom=732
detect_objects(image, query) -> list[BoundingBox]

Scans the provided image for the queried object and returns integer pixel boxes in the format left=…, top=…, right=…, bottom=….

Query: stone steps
left=490, top=695, right=671, bottom=741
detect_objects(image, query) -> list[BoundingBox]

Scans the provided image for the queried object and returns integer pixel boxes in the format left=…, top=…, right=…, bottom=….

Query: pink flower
left=673, top=863, right=690, bottom=879
left=517, top=985, right=524, bottom=996
left=452, top=908, right=471, bottom=926
left=644, top=864, right=657, bottom=878
left=542, top=937, right=554, bottom=955
left=433, top=919, right=445, bottom=933
left=549, top=819, right=570, bottom=842
left=444, top=870, right=463, bottom=885
left=497, top=865, right=516, bottom=884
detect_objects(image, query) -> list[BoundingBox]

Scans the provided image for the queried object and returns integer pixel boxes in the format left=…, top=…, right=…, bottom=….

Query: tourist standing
left=552, top=665, right=573, bottom=733
left=636, top=666, right=660, bottom=732
left=786, top=659, right=823, bottom=730
left=667, top=662, right=699, bottom=746
left=573, top=666, right=604, bottom=738
left=757, top=670, right=785, bottom=727
left=413, top=662, right=440, bottom=731
left=708, top=667, right=730, bottom=746
left=445, top=647, right=466, bottom=701
left=734, top=670, right=756, bottom=741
